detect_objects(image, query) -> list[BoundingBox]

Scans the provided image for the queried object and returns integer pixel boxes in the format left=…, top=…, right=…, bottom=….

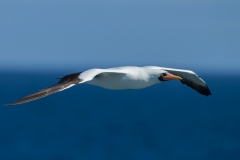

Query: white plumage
left=5, top=66, right=211, bottom=106
left=83, top=66, right=163, bottom=89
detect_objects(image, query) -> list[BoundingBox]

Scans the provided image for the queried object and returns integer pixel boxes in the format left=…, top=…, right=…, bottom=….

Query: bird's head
left=158, top=72, right=182, bottom=81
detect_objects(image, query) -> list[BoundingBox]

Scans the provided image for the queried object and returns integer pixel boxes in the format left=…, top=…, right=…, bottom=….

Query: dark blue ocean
left=1, top=71, right=240, bottom=160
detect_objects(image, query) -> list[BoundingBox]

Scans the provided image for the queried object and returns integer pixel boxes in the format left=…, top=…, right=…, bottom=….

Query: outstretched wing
left=4, top=72, right=82, bottom=106
left=161, top=67, right=211, bottom=96
left=5, top=68, right=127, bottom=106
left=78, top=67, right=128, bottom=83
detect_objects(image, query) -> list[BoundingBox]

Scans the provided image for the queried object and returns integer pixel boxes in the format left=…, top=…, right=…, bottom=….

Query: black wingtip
left=197, top=85, right=212, bottom=96
left=4, top=101, right=21, bottom=106
left=180, top=78, right=212, bottom=96
left=203, top=84, right=212, bottom=96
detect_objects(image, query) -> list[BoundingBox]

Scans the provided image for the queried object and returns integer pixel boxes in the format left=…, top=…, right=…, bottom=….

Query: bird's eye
left=161, top=73, right=167, bottom=77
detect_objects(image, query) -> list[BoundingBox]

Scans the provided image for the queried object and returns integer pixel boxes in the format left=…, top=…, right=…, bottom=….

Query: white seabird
left=5, top=66, right=211, bottom=106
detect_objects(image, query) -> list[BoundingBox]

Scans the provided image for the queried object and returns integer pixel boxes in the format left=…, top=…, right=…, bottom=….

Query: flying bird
left=4, top=66, right=211, bottom=106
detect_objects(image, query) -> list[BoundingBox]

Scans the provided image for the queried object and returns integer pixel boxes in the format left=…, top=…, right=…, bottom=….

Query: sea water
left=0, top=71, right=239, bottom=160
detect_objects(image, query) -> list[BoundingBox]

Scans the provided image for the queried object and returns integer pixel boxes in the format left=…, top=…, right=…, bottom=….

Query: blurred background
left=1, top=0, right=240, bottom=160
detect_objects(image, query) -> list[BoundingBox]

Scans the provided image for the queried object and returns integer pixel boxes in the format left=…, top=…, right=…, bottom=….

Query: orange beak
left=163, top=73, right=182, bottom=80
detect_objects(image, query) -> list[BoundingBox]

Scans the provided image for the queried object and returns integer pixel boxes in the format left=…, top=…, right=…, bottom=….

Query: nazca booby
left=5, top=66, right=211, bottom=106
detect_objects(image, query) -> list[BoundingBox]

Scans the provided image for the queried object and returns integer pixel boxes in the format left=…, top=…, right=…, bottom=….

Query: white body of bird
left=5, top=66, right=211, bottom=106
left=84, top=66, right=162, bottom=89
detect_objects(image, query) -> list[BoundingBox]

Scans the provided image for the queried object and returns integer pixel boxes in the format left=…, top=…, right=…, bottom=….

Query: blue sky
left=1, top=0, right=239, bottom=73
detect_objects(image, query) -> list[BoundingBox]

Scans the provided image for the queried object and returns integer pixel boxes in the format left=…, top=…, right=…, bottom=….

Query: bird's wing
left=4, top=72, right=82, bottom=106
left=160, top=67, right=211, bottom=96
left=5, top=69, right=127, bottom=106
left=78, top=68, right=128, bottom=83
